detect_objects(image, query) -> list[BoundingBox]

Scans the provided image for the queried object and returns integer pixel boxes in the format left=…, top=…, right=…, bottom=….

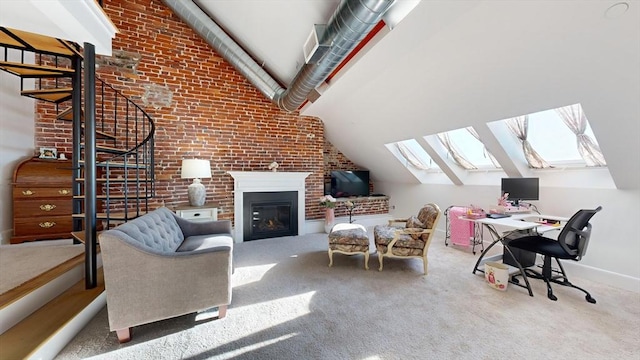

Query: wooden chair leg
left=364, top=251, right=370, bottom=270
left=218, top=305, right=227, bottom=319
left=328, top=250, right=334, bottom=267
left=378, top=252, right=384, bottom=271
left=116, top=328, right=131, bottom=343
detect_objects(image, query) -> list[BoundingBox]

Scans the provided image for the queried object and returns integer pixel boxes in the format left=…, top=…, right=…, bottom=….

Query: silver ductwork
left=162, top=0, right=395, bottom=112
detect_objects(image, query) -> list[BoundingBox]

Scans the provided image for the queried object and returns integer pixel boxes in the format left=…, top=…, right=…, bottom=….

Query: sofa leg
left=218, top=305, right=227, bottom=319
left=116, top=328, right=131, bottom=343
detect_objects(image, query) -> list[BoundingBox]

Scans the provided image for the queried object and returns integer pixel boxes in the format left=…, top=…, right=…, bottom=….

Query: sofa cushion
left=374, top=225, right=425, bottom=249
left=110, top=207, right=185, bottom=253
left=405, top=216, right=424, bottom=229
left=177, top=234, right=234, bottom=252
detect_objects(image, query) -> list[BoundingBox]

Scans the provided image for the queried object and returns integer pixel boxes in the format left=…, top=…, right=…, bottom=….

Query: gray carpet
left=0, top=239, right=83, bottom=295
left=56, top=231, right=640, bottom=359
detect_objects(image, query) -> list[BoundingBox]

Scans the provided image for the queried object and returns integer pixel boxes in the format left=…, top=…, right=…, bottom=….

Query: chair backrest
left=416, top=203, right=441, bottom=230
left=557, top=206, right=602, bottom=260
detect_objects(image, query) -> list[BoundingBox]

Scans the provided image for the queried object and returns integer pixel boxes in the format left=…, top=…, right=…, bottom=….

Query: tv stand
left=331, top=195, right=390, bottom=219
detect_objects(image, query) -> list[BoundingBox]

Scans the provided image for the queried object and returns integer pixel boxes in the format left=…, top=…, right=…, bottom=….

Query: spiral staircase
left=0, top=26, right=155, bottom=358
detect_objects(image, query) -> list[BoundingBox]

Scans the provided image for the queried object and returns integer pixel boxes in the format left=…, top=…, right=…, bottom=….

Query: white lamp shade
left=181, top=159, right=212, bottom=179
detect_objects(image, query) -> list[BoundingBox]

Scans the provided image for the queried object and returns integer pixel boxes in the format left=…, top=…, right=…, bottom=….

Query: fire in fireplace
left=243, top=191, right=298, bottom=241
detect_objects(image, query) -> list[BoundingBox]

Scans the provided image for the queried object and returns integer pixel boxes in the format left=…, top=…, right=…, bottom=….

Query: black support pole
left=84, top=43, right=97, bottom=289
left=72, top=54, right=83, bottom=241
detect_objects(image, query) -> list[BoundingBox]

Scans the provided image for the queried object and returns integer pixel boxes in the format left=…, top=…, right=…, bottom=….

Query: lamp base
left=187, top=179, right=206, bottom=207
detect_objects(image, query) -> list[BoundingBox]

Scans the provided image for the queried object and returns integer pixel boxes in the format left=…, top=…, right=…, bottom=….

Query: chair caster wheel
left=586, top=295, right=596, bottom=304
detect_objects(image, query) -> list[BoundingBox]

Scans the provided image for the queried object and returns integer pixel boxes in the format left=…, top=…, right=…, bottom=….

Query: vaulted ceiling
left=195, top=0, right=640, bottom=190
left=2, top=0, right=638, bottom=189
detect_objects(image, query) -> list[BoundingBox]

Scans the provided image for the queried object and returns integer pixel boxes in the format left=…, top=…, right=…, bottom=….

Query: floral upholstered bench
left=328, top=223, right=370, bottom=270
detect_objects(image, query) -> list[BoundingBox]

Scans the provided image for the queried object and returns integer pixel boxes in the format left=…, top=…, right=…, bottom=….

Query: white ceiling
left=0, top=0, right=116, bottom=55
left=195, top=0, right=640, bottom=190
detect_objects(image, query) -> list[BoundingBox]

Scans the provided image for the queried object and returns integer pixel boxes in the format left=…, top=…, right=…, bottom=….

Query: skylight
left=501, top=103, right=606, bottom=168
left=386, top=139, right=437, bottom=170
left=431, top=127, right=500, bottom=170
left=385, top=139, right=447, bottom=183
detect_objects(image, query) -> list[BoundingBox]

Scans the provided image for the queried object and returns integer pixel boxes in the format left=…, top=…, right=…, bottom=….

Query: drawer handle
left=39, top=221, right=56, bottom=228
left=22, top=190, right=34, bottom=196
left=194, top=213, right=201, bottom=217
left=59, top=189, right=71, bottom=195
left=40, top=204, right=57, bottom=211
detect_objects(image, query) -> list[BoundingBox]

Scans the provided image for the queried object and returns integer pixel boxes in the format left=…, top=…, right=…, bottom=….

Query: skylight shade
left=506, top=103, right=605, bottom=167
left=432, top=127, right=500, bottom=170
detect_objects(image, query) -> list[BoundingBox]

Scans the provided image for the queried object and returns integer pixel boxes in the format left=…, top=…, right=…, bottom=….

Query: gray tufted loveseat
left=98, top=207, right=233, bottom=343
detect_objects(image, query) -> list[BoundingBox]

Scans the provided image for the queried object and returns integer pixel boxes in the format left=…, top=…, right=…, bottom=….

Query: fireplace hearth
left=243, top=191, right=298, bottom=241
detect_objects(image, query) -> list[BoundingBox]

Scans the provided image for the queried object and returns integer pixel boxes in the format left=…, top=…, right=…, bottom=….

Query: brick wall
left=33, top=0, right=387, bottom=225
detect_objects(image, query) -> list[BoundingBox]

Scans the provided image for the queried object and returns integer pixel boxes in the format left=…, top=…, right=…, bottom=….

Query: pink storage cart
left=444, top=205, right=484, bottom=255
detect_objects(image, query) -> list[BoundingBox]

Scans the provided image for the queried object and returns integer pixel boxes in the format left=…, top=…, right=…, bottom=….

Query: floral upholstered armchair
left=373, top=203, right=442, bottom=274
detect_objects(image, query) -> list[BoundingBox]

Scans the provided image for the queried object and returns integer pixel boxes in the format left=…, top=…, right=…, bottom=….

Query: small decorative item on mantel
left=345, top=200, right=357, bottom=224
left=268, top=161, right=279, bottom=172
left=319, top=194, right=337, bottom=233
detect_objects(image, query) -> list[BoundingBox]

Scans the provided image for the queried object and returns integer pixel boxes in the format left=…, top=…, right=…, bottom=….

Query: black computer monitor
left=501, top=177, right=539, bottom=205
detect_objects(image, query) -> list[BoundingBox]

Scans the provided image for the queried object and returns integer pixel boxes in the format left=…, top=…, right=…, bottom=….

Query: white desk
left=470, top=213, right=568, bottom=297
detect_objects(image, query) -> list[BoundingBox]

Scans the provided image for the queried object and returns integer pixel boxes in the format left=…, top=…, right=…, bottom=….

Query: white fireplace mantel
left=228, top=171, right=311, bottom=242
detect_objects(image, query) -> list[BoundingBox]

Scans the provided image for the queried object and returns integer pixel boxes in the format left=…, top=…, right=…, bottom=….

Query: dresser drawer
left=13, top=187, right=72, bottom=199
left=14, top=199, right=72, bottom=217
left=13, top=215, right=73, bottom=237
left=177, top=208, right=217, bottom=222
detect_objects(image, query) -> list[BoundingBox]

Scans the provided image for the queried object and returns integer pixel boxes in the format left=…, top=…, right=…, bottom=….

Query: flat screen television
left=501, top=177, right=539, bottom=205
left=330, top=170, right=370, bottom=197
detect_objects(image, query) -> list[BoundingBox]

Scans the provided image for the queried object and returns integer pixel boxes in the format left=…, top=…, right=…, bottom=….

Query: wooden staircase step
left=57, top=109, right=116, bottom=140
left=0, top=27, right=82, bottom=58
left=79, top=160, right=148, bottom=169
left=56, top=107, right=82, bottom=122
left=0, top=61, right=74, bottom=78
left=0, top=269, right=104, bottom=360
left=73, top=211, right=147, bottom=221
left=0, top=252, right=85, bottom=310
left=76, top=177, right=153, bottom=183
left=21, top=87, right=72, bottom=103
left=80, top=143, right=126, bottom=155
left=74, top=194, right=153, bottom=200
left=70, top=231, right=104, bottom=244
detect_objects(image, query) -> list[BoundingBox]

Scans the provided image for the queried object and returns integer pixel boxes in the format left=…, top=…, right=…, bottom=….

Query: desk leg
left=503, top=244, right=534, bottom=297
left=472, top=226, right=535, bottom=297
left=472, top=222, right=484, bottom=255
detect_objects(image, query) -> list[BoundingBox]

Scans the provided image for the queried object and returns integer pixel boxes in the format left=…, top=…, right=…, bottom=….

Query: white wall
left=0, top=51, right=35, bottom=244
left=377, top=181, right=640, bottom=292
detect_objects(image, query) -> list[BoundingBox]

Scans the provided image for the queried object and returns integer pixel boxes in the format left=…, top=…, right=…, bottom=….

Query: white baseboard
left=0, top=228, right=12, bottom=245
left=562, top=261, right=640, bottom=293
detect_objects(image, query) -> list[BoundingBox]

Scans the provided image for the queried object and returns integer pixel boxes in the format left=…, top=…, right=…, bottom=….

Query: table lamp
left=180, top=159, right=212, bottom=207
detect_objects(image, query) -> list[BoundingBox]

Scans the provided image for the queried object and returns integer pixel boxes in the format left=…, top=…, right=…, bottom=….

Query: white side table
left=175, top=203, right=218, bottom=222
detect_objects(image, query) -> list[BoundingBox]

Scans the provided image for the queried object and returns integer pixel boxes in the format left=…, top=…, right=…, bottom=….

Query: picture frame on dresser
left=39, top=147, right=57, bottom=159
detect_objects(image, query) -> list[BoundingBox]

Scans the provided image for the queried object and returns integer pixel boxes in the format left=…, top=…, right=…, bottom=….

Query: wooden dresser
left=11, top=157, right=73, bottom=244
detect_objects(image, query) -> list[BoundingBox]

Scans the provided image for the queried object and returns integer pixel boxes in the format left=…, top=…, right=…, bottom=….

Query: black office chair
left=508, top=206, right=602, bottom=303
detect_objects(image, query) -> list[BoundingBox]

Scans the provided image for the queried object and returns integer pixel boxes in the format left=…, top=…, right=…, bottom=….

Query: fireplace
left=243, top=191, right=298, bottom=241
left=228, top=171, right=311, bottom=242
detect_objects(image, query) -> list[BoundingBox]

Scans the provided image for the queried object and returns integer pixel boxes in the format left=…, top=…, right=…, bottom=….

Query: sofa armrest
left=173, top=213, right=232, bottom=238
